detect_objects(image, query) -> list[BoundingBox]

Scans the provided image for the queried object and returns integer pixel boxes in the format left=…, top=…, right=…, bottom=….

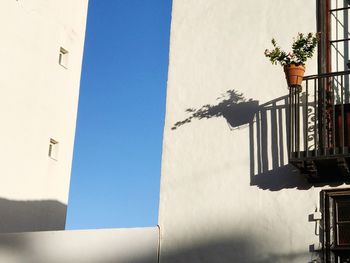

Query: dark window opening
left=59, top=47, right=69, bottom=68
left=322, top=189, right=350, bottom=262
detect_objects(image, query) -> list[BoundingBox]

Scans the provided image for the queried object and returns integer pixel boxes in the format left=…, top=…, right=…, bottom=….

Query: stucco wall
left=0, top=0, right=88, bottom=232
left=158, top=1, right=341, bottom=262
left=0, top=227, right=159, bottom=263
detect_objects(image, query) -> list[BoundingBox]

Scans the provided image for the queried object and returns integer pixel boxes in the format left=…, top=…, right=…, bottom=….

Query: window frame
left=322, top=188, right=350, bottom=262
left=318, top=0, right=332, bottom=74
left=58, top=47, right=69, bottom=69
left=48, top=138, right=59, bottom=160
left=318, top=0, right=350, bottom=74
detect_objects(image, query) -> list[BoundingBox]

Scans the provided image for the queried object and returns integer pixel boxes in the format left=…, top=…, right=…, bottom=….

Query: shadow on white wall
left=0, top=227, right=159, bottom=263
left=160, top=233, right=321, bottom=263
left=0, top=198, right=66, bottom=233
left=248, top=95, right=311, bottom=191
left=171, top=89, right=347, bottom=191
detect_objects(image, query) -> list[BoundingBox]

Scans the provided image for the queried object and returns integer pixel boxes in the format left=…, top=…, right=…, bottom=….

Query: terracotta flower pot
left=284, top=64, right=305, bottom=87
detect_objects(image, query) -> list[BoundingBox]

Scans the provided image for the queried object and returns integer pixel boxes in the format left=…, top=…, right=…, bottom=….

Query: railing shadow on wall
left=248, top=94, right=311, bottom=191
left=172, top=89, right=344, bottom=191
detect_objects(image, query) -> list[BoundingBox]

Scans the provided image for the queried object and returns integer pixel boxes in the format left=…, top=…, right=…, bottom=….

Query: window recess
left=48, top=138, right=59, bottom=160
left=58, top=47, right=69, bottom=68
left=322, top=189, right=350, bottom=262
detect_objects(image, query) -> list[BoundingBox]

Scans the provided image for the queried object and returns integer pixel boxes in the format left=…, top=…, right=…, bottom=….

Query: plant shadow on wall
left=171, top=89, right=335, bottom=191
left=172, top=90, right=257, bottom=130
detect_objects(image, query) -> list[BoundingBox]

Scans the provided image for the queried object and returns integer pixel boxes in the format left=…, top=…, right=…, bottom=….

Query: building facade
left=4, top=0, right=350, bottom=262
left=0, top=0, right=88, bottom=232
left=159, top=0, right=350, bottom=262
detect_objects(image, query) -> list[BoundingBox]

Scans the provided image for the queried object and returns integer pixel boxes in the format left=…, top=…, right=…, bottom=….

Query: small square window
left=58, top=47, right=68, bottom=68
left=48, top=138, right=59, bottom=160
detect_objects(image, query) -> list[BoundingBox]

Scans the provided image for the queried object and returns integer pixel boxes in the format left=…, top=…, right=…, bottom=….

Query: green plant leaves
left=264, top=32, right=319, bottom=67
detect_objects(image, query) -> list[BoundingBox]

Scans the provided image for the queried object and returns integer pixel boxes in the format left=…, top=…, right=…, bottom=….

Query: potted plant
left=264, top=32, right=319, bottom=87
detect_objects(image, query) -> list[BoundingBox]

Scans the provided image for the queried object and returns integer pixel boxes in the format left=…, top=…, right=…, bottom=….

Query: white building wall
left=0, top=1, right=88, bottom=232
left=158, top=1, right=338, bottom=262
left=0, top=227, right=159, bottom=263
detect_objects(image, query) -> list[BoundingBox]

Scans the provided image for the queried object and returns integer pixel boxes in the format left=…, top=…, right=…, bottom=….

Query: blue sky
left=66, top=0, right=172, bottom=229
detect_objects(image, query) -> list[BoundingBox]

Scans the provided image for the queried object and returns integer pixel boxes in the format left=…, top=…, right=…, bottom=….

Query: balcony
left=289, top=70, right=350, bottom=182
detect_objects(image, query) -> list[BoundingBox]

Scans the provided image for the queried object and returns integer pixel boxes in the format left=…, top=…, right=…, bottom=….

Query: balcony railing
left=289, top=70, right=350, bottom=180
